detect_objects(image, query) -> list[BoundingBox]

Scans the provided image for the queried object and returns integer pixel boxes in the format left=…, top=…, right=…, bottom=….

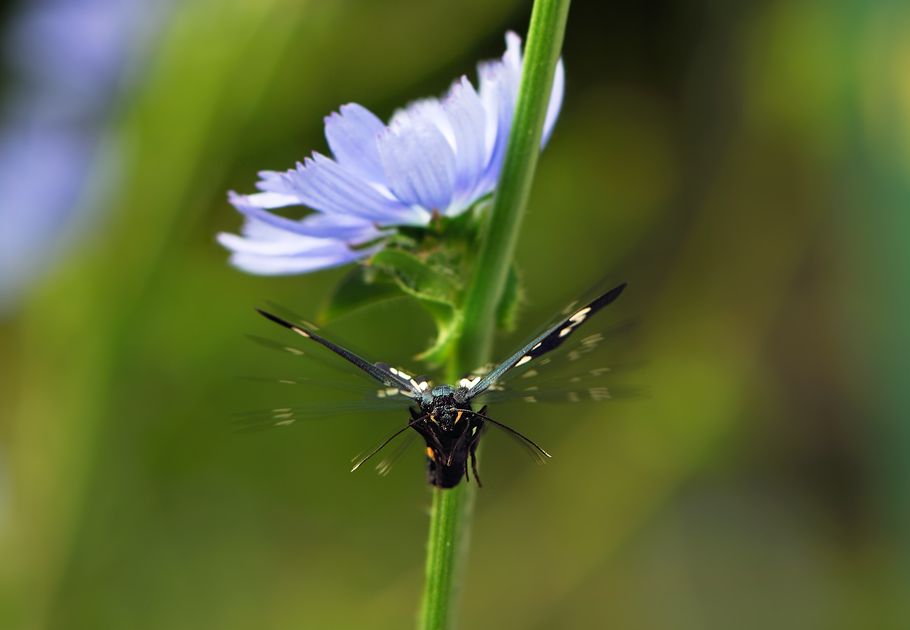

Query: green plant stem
left=456, top=0, right=571, bottom=372
left=419, top=483, right=475, bottom=629
left=418, top=1, right=571, bottom=629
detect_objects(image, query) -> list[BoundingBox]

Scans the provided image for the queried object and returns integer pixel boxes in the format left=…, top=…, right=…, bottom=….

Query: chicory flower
left=219, top=32, right=564, bottom=275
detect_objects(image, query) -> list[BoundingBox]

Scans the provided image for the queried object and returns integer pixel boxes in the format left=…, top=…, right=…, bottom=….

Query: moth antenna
left=464, top=409, right=552, bottom=461
left=376, top=433, right=417, bottom=476
left=351, top=414, right=428, bottom=472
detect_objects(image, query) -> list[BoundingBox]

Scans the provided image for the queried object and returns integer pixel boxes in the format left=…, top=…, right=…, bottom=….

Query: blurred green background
left=1, top=0, right=908, bottom=628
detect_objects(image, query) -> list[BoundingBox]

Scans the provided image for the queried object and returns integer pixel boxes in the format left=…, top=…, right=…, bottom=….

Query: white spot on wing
left=559, top=327, right=573, bottom=338
left=458, top=375, right=481, bottom=389
left=570, top=306, right=592, bottom=323
left=515, top=355, right=532, bottom=367
left=376, top=387, right=401, bottom=398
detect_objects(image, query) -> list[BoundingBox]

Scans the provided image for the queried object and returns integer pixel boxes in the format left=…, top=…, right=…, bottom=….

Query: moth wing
left=256, top=304, right=423, bottom=398
left=466, top=283, right=627, bottom=398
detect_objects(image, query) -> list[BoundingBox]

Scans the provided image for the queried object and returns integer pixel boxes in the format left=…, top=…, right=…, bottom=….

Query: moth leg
left=470, top=443, right=482, bottom=488
left=460, top=425, right=472, bottom=484
left=447, top=416, right=473, bottom=466
left=469, top=406, right=487, bottom=487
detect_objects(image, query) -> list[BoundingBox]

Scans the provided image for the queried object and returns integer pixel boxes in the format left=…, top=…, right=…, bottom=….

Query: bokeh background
left=1, top=0, right=908, bottom=628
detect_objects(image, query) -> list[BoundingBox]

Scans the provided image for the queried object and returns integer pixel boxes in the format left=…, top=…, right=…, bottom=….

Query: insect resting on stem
left=256, top=282, right=626, bottom=487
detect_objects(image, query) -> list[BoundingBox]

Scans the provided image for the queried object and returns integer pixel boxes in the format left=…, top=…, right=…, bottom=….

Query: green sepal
left=414, top=303, right=463, bottom=366
left=369, top=248, right=463, bottom=365
left=370, top=249, right=461, bottom=304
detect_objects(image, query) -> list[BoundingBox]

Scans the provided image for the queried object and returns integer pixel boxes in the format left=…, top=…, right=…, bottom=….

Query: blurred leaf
left=320, top=266, right=403, bottom=322
left=370, top=249, right=462, bottom=306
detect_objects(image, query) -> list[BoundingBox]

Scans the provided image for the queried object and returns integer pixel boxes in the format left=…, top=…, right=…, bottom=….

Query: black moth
left=256, top=282, right=626, bottom=488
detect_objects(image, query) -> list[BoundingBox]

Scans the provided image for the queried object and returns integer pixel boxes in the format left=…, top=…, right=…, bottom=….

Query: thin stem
left=419, top=484, right=475, bottom=629
left=418, top=1, right=571, bottom=628
left=456, top=0, right=572, bottom=373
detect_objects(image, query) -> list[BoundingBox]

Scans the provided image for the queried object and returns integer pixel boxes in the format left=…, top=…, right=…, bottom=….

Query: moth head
left=436, top=406, right=466, bottom=432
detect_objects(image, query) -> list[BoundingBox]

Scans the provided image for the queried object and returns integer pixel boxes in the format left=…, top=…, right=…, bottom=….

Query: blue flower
left=219, top=32, right=564, bottom=275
